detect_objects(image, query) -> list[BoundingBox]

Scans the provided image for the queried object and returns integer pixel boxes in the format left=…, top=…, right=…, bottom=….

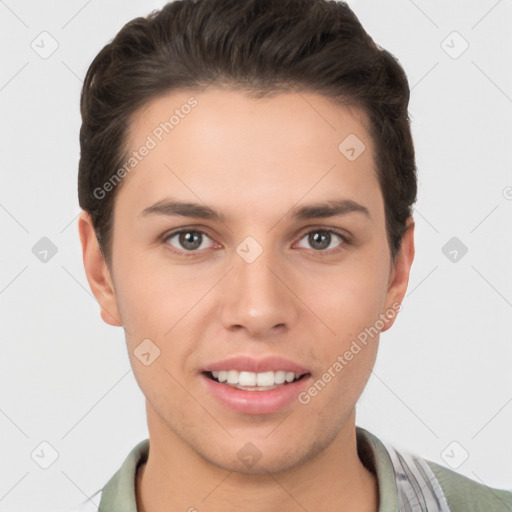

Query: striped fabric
left=383, top=440, right=451, bottom=512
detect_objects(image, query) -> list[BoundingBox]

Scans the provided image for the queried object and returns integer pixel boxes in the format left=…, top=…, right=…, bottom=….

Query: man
left=75, top=0, right=512, bottom=510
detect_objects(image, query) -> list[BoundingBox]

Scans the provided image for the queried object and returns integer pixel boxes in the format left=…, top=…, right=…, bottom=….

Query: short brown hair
left=78, top=0, right=417, bottom=267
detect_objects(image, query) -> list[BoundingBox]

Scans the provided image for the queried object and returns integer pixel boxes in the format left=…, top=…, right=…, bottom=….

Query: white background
left=1, top=0, right=511, bottom=510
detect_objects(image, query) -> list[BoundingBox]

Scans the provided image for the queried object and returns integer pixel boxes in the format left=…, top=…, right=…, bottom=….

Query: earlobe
left=381, top=218, right=415, bottom=332
left=78, top=210, right=123, bottom=327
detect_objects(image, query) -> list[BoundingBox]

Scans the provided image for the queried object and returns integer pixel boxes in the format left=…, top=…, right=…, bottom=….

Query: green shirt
left=72, top=427, right=512, bottom=511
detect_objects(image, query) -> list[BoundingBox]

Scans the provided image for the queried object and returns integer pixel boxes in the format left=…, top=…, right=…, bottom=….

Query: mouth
left=203, top=370, right=310, bottom=392
left=200, top=363, right=312, bottom=415
left=200, top=355, right=313, bottom=414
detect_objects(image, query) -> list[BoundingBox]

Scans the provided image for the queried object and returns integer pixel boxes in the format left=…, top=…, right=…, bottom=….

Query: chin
left=196, top=429, right=332, bottom=476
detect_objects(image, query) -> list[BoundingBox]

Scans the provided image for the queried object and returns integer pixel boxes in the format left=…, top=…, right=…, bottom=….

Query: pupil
left=180, top=231, right=201, bottom=250
left=310, top=231, right=330, bottom=250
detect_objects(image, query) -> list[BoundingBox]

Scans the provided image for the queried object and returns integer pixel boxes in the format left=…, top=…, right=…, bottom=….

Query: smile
left=205, top=370, right=307, bottom=391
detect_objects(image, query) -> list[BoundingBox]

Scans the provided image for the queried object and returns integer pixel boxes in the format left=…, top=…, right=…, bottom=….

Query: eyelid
left=295, top=225, right=351, bottom=243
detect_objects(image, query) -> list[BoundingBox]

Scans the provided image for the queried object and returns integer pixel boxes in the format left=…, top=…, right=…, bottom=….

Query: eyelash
left=161, top=226, right=351, bottom=258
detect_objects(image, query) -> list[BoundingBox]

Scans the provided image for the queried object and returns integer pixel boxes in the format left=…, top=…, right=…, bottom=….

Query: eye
left=162, top=226, right=349, bottom=257
left=295, top=228, right=348, bottom=253
left=164, top=229, right=216, bottom=255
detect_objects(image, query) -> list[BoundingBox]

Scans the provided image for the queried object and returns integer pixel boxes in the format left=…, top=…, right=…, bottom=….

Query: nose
left=219, top=244, right=299, bottom=339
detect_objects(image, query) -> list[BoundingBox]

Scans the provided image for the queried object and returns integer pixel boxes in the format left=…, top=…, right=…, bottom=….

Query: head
left=78, top=0, right=416, bottom=474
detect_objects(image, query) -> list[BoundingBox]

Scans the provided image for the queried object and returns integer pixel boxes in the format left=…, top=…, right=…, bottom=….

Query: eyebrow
left=138, top=198, right=371, bottom=222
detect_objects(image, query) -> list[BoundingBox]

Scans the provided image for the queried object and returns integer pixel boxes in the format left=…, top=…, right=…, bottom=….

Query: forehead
left=127, top=86, right=373, bottom=158
left=117, top=87, right=381, bottom=222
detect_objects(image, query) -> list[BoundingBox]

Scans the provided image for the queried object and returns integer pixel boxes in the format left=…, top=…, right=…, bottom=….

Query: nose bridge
left=219, top=236, right=298, bottom=335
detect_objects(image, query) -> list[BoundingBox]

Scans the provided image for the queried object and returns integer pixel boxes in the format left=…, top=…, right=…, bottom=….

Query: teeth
left=239, top=371, right=256, bottom=386
left=285, top=372, right=295, bottom=383
left=256, top=371, right=274, bottom=386
left=227, top=370, right=239, bottom=384
left=210, top=370, right=302, bottom=387
left=274, top=371, right=286, bottom=384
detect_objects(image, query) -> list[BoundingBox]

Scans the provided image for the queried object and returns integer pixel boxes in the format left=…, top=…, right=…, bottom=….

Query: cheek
left=302, top=255, right=387, bottom=389
left=313, top=263, right=388, bottom=333
left=294, top=271, right=381, bottom=419
left=112, top=256, right=203, bottom=370
left=112, top=250, right=189, bottom=333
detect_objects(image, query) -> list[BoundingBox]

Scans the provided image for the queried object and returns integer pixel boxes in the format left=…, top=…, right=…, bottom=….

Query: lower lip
left=200, top=373, right=311, bottom=415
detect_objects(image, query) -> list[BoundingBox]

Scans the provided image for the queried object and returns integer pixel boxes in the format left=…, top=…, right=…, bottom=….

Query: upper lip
left=201, top=355, right=310, bottom=375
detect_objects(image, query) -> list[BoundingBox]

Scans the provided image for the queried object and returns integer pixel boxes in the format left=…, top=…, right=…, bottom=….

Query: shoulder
left=424, top=459, right=512, bottom=512
left=358, top=426, right=512, bottom=512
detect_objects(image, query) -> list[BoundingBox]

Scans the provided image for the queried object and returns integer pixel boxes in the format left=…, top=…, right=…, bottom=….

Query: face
left=81, top=87, right=414, bottom=474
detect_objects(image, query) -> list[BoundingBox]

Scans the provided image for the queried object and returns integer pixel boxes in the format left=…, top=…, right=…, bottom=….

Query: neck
left=136, top=406, right=378, bottom=512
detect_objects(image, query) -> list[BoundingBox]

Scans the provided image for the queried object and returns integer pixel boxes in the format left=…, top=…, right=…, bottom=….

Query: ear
left=78, top=210, right=123, bottom=327
left=380, top=217, right=415, bottom=333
